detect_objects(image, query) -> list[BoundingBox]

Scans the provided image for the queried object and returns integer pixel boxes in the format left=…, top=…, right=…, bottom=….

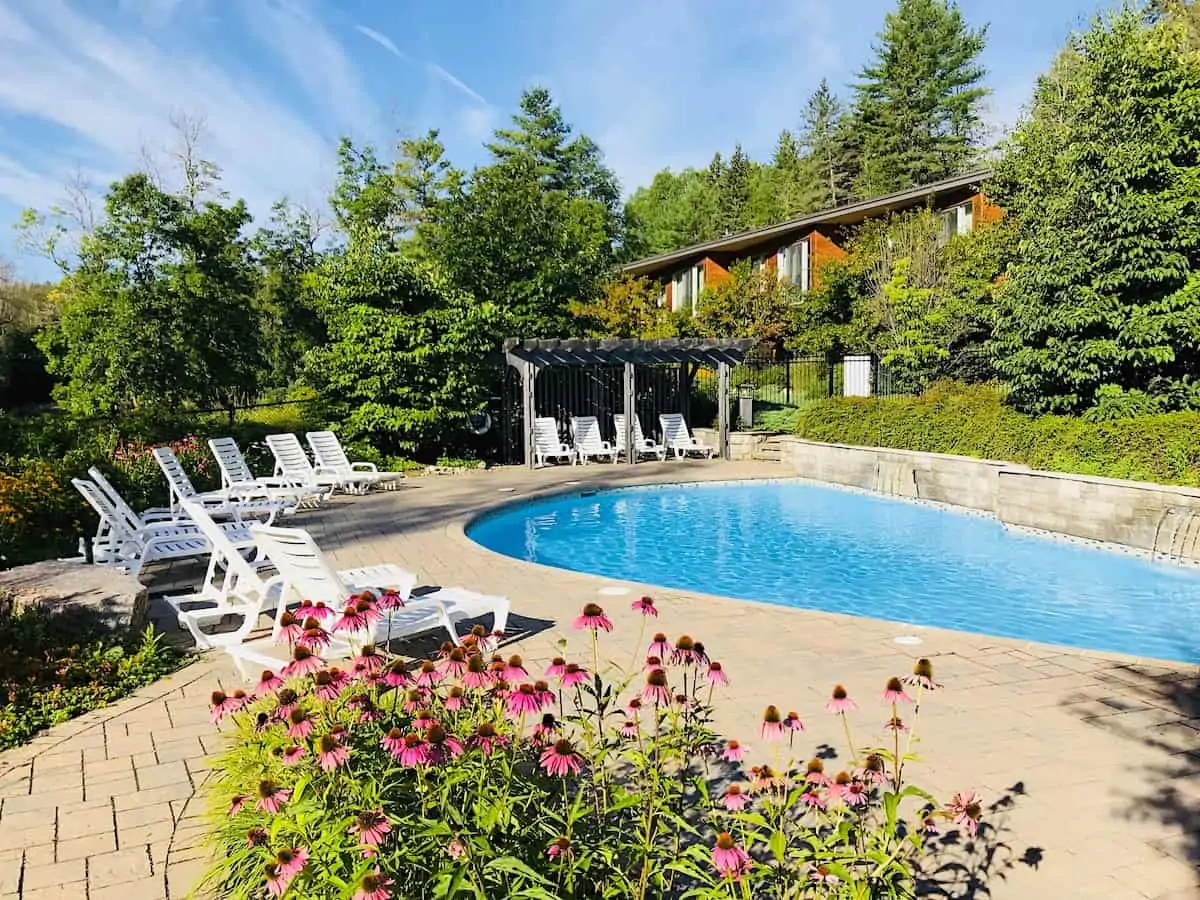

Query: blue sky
left=0, top=0, right=1108, bottom=279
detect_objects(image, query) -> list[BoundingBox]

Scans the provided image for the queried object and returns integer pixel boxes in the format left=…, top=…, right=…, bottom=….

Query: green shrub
left=794, top=382, right=1200, bottom=486
left=0, top=608, right=181, bottom=749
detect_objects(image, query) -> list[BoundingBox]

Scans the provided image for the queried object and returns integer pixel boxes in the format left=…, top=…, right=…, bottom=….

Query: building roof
left=620, top=168, right=992, bottom=278
left=502, top=337, right=754, bottom=367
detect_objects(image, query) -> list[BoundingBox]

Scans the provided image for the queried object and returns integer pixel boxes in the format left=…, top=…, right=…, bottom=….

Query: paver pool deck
left=1, top=461, right=1198, bottom=899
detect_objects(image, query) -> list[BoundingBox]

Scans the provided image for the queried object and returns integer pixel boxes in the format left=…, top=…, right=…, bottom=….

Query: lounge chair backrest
left=87, top=468, right=149, bottom=533
left=307, top=431, right=352, bottom=471
left=659, top=413, right=692, bottom=447
left=571, top=416, right=606, bottom=452
left=266, top=434, right=316, bottom=479
left=73, top=478, right=128, bottom=535
left=613, top=414, right=651, bottom=446
left=153, top=447, right=198, bottom=502
left=209, top=437, right=257, bottom=487
left=534, top=417, right=565, bottom=450
left=181, top=498, right=263, bottom=590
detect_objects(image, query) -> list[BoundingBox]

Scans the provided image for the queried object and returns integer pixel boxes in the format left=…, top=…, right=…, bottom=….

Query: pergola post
left=623, top=361, right=636, bottom=465
left=717, top=361, right=731, bottom=461
left=520, top=360, right=538, bottom=469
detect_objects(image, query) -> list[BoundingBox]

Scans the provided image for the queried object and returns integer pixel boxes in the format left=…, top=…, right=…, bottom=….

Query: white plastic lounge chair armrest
left=140, top=509, right=180, bottom=522
left=350, top=462, right=378, bottom=472
left=312, top=465, right=341, bottom=475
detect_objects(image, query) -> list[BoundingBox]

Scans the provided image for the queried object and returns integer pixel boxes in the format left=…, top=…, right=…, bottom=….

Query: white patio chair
left=570, top=416, right=618, bottom=465
left=88, top=467, right=180, bottom=529
left=209, top=437, right=328, bottom=508
left=153, top=446, right=288, bottom=522
left=533, top=417, right=574, bottom=467
left=659, top=413, right=717, bottom=459
left=266, top=433, right=377, bottom=497
left=161, top=499, right=285, bottom=650
left=71, top=478, right=252, bottom=578
left=306, top=431, right=404, bottom=492
left=613, top=414, right=667, bottom=462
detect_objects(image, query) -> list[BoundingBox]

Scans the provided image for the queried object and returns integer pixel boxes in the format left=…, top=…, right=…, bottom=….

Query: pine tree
left=800, top=79, right=851, bottom=208
left=851, top=0, right=989, bottom=195
left=717, top=144, right=753, bottom=235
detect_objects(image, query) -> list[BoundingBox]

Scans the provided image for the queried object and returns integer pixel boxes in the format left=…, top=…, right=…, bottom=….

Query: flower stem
left=840, top=712, right=858, bottom=765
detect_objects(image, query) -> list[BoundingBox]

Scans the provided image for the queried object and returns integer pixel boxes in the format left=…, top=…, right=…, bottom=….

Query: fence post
left=785, top=353, right=792, bottom=406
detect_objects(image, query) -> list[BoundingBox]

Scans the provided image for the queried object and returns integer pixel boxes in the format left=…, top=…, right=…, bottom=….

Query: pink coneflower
left=882, top=676, right=913, bottom=705
left=383, top=659, right=412, bottom=688
left=845, top=779, right=870, bottom=806
left=692, top=642, right=711, bottom=667
left=281, top=744, right=307, bottom=766
left=333, top=603, right=369, bottom=634
left=275, top=847, right=309, bottom=879
left=507, top=683, right=545, bottom=717
left=631, top=595, right=657, bottom=616
left=545, top=657, right=567, bottom=679
left=643, top=654, right=664, bottom=671
left=804, top=759, right=831, bottom=788
left=751, top=765, right=786, bottom=792
left=402, top=689, right=427, bottom=713
left=859, top=753, right=887, bottom=786
left=829, top=771, right=852, bottom=803
left=488, top=659, right=508, bottom=686
left=619, top=720, right=639, bottom=738
left=378, top=587, right=405, bottom=611
left=380, top=727, right=406, bottom=756
left=350, top=809, right=392, bottom=847
left=903, top=658, right=940, bottom=691
left=722, top=784, right=750, bottom=811
left=539, top=738, right=584, bottom=777
left=809, top=865, right=841, bottom=886
left=574, top=602, right=614, bottom=632
left=425, top=724, right=464, bottom=765
left=948, top=790, right=982, bottom=836
left=263, top=862, right=291, bottom=898
left=722, top=739, right=747, bottom=763
left=671, top=635, right=698, bottom=666
left=547, top=837, right=573, bottom=861
left=533, top=680, right=555, bottom=707
left=560, top=663, right=589, bottom=688
left=252, top=670, right=284, bottom=697
left=313, top=668, right=347, bottom=702
left=356, top=593, right=383, bottom=624
left=826, top=684, right=857, bottom=714
left=210, top=690, right=244, bottom=723
left=282, top=645, right=324, bottom=678
left=674, top=692, right=691, bottom=708
left=355, top=644, right=385, bottom=675
left=532, top=713, right=560, bottom=745
left=253, top=712, right=273, bottom=733
left=297, top=619, right=331, bottom=652
left=400, top=733, right=430, bottom=766
left=246, top=827, right=268, bottom=848
left=415, top=660, right=442, bottom=688
left=276, top=611, right=303, bottom=644
left=273, top=688, right=300, bottom=719
left=437, top=640, right=457, bottom=658
left=760, top=705, right=784, bottom=741
left=316, top=733, right=350, bottom=770
left=884, top=715, right=909, bottom=733
left=412, top=708, right=437, bottom=729
left=711, top=832, right=751, bottom=879
left=286, top=707, right=315, bottom=740
left=228, top=794, right=248, bottom=816
left=642, top=668, right=671, bottom=705
left=444, top=686, right=466, bottom=711
left=800, top=790, right=827, bottom=810
left=255, top=780, right=291, bottom=814
left=441, top=647, right=469, bottom=678
left=470, top=722, right=508, bottom=755
left=783, top=710, right=805, bottom=732
left=352, top=870, right=394, bottom=900
left=707, top=661, right=729, bottom=687
left=503, top=654, right=529, bottom=682
left=625, top=697, right=643, bottom=718
left=463, top=654, right=492, bottom=689
left=447, top=838, right=466, bottom=859
left=648, top=633, right=671, bottom=659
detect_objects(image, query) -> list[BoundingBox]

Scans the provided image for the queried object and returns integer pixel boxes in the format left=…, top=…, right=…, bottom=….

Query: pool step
left=752, top=435, right=786, bottom=463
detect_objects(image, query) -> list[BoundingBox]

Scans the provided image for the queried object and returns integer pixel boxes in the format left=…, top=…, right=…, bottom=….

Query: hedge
left=793, top=382, right=1200, bottom=487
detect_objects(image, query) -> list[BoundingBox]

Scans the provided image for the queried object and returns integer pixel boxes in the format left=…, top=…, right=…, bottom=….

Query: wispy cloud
left=355, top=24, right=408, bottom=61
left=426, top=63, right=488, bottom=106
left=355, top=21, right=489, bottom=108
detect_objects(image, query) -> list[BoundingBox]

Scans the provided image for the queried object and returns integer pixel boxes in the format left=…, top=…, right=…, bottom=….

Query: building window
left=671, top=263, right=705, bottom=315
left=776, top=239, right=810, bottom=293
left=937, top=201, right=975, bottom=244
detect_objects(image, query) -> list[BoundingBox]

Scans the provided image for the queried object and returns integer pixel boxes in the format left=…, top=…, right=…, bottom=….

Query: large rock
left=0, top=559, right=149, bottom=628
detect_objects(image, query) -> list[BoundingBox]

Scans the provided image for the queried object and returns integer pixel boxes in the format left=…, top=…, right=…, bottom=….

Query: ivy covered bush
left=204, top=596, right=980, bottom=899
left=795, top=382, right=1200, bottom=486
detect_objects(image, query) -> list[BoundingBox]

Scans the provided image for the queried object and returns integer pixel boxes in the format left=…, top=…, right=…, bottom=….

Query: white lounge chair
left=659, top=413, right=717, bottom=459
left=209, top=437, right=328, bottom=508
left=570, top=416, right=617, bottom=465
left=613, top=414, right=667, bottom=462
left=162, top=499, right=284, bottom=650
left=71, top=478, right=252, bottom=578
left=533, top=417, right=574, bottom=467
left=266, top=433, right=378, bottom=497
left=153, top=447, right=287, bottom=521
left=225, top=525, right=511, bottom=679
left=88, top=467, right=180, bottom=528
left=306, top=431, right=404, bottom=491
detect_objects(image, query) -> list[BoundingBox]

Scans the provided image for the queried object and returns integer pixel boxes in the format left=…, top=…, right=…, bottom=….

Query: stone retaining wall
left=779, top=436, right=1200, bottom=557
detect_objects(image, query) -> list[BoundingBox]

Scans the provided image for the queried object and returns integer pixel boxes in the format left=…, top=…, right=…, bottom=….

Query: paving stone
left=57, top=831, right=117, bottom=862
left=85, top=776, right=139, bottom=803
left=87, top=846, right=153, bottom=888
left=133, top=761, right=190, bottom=792
left=91, top=876, right=167, bottom=900
left=21, top=859, right=86, bottom=891
left=0, top=808, right=55, bottom=845
left=165, top=857, right=212, bottom=899
left=57, top=803, right=116, bottom=841
left=0, top=787, right=80, bottom=815
left=23, top=882, right=88, bottom=900
left=112, top=782, right=194, bottom=811
left=0, top=857, right=19, bottom=894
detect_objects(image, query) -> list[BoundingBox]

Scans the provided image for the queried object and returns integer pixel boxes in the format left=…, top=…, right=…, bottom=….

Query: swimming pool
left=466, top=480, right=1200, bottom=664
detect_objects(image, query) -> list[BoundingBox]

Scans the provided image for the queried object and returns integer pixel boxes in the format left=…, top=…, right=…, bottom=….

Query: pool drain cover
left=894, top=635, right=922, bottom=646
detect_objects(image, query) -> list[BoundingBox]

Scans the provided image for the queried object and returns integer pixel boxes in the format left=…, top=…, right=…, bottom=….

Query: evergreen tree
left=851, top=0, right=989, bottom=195
left=800, top=79, right=852, bottom=208
left=717, top=143, right=753, bottom=235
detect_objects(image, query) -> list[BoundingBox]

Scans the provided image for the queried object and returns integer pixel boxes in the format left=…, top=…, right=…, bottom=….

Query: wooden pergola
left=503, top=338, right=755, bottom=468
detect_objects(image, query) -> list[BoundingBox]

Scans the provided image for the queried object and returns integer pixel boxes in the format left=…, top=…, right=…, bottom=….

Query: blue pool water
left=467, top=480, right=1200, bottom=663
